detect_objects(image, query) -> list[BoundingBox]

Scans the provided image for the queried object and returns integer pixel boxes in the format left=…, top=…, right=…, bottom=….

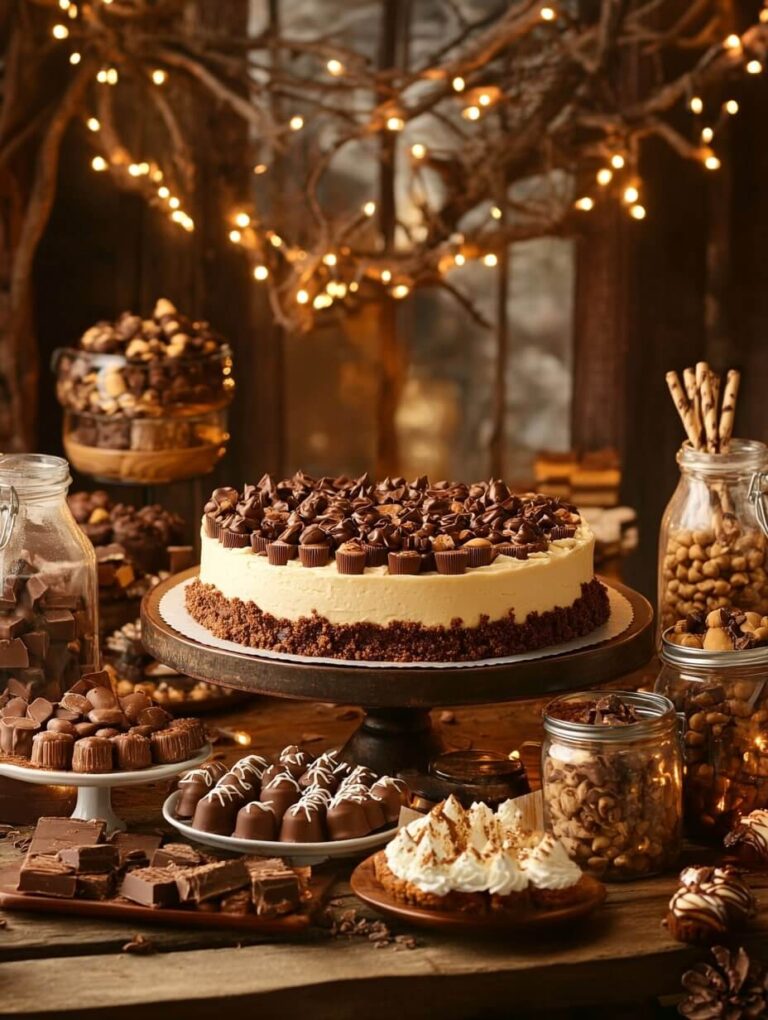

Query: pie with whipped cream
left=186, top=472, right=610, bottom=662
left=373, top=795, right=590, bottom=913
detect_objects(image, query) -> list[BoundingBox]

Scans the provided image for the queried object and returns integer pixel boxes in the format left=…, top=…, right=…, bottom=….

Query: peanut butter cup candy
left=336, top=541, right=366, bottom=575
left=31, top=731, right=74, bottom=770
left=298, top=537, right=330, bottom=568
left=0, top=717, right=39, bottom=757
left=326, top=794, right=372, bottom=840
left=192, top=785, right=243, bottom=834
left=112, top=732, right=151, bottom=771
left=251, top=533, right=269, bottom=553
left=260, top=772, right=301, bottom=822
left=151, top=727, right=192, bottom=764
left=266, top=541, right=294, bottom=566
left=463, top=537, right=494, bottom=568
left=363, top=543, right=388, bottom=567
left=233, top=800, right=277, bottom=840
left=387, top=551, right=421, bottom=575
left=280, top=798, right=325, bottom=843
left=169, top=717, right=206, bottom=751
left=72, top=736, right=114, bottom=773
left=434, top=549, right=469, bottom=575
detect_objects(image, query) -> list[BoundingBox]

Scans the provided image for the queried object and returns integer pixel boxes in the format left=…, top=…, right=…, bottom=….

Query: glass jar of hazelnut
left=542, top=691, right=682, bottom=881
left=658, top=439, right=768, bottom=638
left=657, top=631, right=768, bottom=840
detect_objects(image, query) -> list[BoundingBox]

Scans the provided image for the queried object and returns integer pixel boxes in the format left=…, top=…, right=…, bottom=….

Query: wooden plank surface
left=2, top=673, right=758, bottom=1018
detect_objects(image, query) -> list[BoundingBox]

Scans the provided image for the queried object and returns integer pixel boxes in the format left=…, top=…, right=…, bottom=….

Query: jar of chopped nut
left=657, top=630, right=768, bottom=840
left=542, top=691, right=682, bottom=881
left=658, top=439, right=768, bottom=636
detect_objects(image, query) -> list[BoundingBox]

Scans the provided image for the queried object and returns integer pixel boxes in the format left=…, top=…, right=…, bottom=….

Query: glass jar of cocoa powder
left=542, top=691, right=682, bottom=881
left=658, top=439, right=768, bottom=636
left=0, top=455, right=98, bottom=701
left=657, top=632, right=768, bottom=840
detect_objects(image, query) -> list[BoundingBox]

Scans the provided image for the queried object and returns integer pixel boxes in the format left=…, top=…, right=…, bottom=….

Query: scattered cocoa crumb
left=300, top=733, right=324, bottom=744
left=335, top=708, right=360, bottom=721
left=0, top=917, right=8, bottom=929
left=122, top=934, right=157, bottom=955
left=0, top=824, right=14, bottom=839
left=323, top=908, right=420, bottom=950
left=439, top=711, right=457, bottom=725
left=9, top=832, right=31, bottom=853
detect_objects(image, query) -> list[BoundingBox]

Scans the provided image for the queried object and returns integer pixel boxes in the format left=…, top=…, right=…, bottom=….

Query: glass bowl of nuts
left=658, top=621, right=768, bottom=840
left=542, top=691, right=682, bottom=881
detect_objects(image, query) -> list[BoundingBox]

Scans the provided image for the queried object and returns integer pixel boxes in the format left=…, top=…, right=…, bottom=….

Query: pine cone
left=679, top=946, right=768, bottom=1019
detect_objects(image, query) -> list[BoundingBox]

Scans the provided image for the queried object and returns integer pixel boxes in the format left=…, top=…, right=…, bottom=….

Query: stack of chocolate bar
left=0, top=669, right=206, bottom=771
left=18, top=817, right=305, bottom=917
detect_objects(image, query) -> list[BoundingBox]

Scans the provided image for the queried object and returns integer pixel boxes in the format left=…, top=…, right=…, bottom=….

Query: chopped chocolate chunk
left=245, top=857, right=301, bottom=916
left=77, top=872, right=116, bottom=901
left=151, top=843, right=207, bottom=869
left=18, top=854, right=77, bottom=898
left=174, top=859, right=249, bottom=903
left=41, top=610, right=76, bottom=641
left=28, top=817, right=106, bottom=857
left=109, top=831, right=162, bottom=868
left=57, top=844, right=119, bottom=873
left=120, top=866, right=180, bottom=908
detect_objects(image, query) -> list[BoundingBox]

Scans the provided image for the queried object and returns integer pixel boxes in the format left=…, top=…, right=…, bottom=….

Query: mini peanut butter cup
left=387, top=551, right=421, bottom=575
left=298, top=544, right=330, bottom=568
left=363, top=544, right=388, bottom=567
left=463, top=539, right=493, bottom=568
left=251, top=534, right=269, bottom=553
left=434, top=549, right=469, bottom=575
left=221, top=530, right=250, bottom=549
left=550, top=524, right=569, bottom=540
left=336, top=548, right=366, bottom=574
left=496, top=542, right=527, bottom=560
left=267, top=541, right=295, bottom=566
left=204, top=515, right=220, bottom=539
left=420, top=551, right=436, bottom=573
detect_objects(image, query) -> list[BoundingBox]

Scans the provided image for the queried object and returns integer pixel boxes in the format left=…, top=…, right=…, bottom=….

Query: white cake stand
left=0, top=744, right=212, bottom=833
left=162, top=789, right=398, bottom=866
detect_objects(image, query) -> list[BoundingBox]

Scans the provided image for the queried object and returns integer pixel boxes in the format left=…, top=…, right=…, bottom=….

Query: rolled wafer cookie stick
left=700, top=371, right=719, bottom=453
left=718, top=369, right=740, bottom=453
left=665, top=371, right=701, bottom=449
left=682, top=367, right=703, bottom=447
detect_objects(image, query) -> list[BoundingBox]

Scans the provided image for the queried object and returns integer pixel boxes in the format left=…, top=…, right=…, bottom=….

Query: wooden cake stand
left=141, top=569, right=653, bottom=774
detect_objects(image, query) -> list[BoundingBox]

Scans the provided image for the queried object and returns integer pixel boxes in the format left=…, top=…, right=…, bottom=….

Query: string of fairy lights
left=47, top=0, right=768, bottom=327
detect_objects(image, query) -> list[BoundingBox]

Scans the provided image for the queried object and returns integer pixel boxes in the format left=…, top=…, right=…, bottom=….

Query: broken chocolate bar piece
left=219, top=889, right=253, bottom=915
left=151, top=843, right=207, bottom=869
left=174, top=859, right=249, bottom=904
left=28, top=816, right=106, bottom=856
left=0, top=614, right=28, bottom=640
left=21, top=575, right=48, bottom=609
left=22, top=631, right=50, bottom=662
left=42, top=610, right=76, bottom=641
left=42, top=592, right=81, bottom=611
left=76, top=872, right=115, bottom=901
left=0, top=638, right=30, bottom=669
left=18, top=854, right=77, bottom=898
left=109, top=831, right=162, bottom=868
left=57, top=844, right=119, bottom=874
left=27, top=697, right=54, bottom=725
left=245, top=857, right=302, bottom=916
left=120, top=866, right=180, bottom=908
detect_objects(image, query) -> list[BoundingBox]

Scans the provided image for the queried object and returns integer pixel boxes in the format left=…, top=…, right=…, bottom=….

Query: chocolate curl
left=682, top=367, right=703, bottom=447
left=699, top=370, right=719, bottom=453
left=718, top=369, right=740, bottom=454
left=665, top=371, right=701, bottom=450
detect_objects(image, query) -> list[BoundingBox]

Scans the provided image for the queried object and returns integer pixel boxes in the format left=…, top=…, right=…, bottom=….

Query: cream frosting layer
left=197, top=522, right=597, bottom=628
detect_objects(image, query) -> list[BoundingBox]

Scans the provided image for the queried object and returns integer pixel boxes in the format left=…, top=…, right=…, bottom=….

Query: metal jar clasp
left=0, top=486, right=19, bottom=551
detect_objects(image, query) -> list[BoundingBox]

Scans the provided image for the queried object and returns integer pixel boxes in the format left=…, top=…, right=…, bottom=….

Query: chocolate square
left=18, top=854, right=77, bottom=898
left=20, top=575, right=48, bottom=609
left=76, top=872, right=115, bottom=901
left=0, top=614, right=28, bottom=641
left=28, top=817, right=106, bottom=856
left=58, top=844, right=119, bottom=873
left=109, top=831, right=162, bottom=868
left=120, top=866, right=179, bottom=908
left=0, top=639, right=30, bottom=669
left=42, top=610, right=76, bottom=641
left=22, top=631, right=49, bottom=662
left=174, top=859, right=250, bottom=904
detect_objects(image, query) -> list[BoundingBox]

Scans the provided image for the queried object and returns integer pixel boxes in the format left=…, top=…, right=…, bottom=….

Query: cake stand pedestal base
left=71, top=785, right=125, bottom=833
left=340, top=708, right=445, bottom=774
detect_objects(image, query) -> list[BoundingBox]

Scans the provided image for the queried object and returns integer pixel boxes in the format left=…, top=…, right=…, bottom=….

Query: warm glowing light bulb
left=253, top=163, right=268, bottom=175
left=704, top=153, right=721, bottom=170
left=322, top=253, right=337, bottom=266
left=411, top=143, right=427, bottom=159
left=91, top=156, right=108, bottom=172
left=724, top=33, right=742, bottom=50
left=269, top=233, right=283, bottom=247
left=107, top=67, right=118, bottom=84
left=87, top=117, right=100, bottom=132
left=168, top=196, right=180, bottom=210
left=724, top=99, right=739, bottom=115
left=52, top=23, right=69, bottom=39
left=151, top=168, right=163, bottom=182
left=229, top=229, right=242, bottom=243
left=629, top=204, right=646, bottom=220
left=596, top=168, right=613, bottom=186
left=478, top=92, right=492, bottom=107
left=59, top=0, right=71, bottom=8
left=234, top=212, right=250, bottom=228
left=623, top=184, right=639, bottom=204
left=363, top=201, right=376, bottom=217
left=573, top=197, right=594, bottom=212
left=761, top=8, right=768, bottom=23
left=349, top=281, right=359, bottom=292
left=289, top=115, right=304, bottom=131
left=689, top=96, right=704, bottom=114
left=483, top=252, right=499, bottom=266
left=157, top=186, right=170, bottom=199
left=128, top=163, right=141, bottom=177
left=386, top=116, right=405, bottom=131
left=610, top=154, right=625, bottom=169
left=540, top=6, right=556, bottom=20
left=296, top=289, right=310, bottom=305
left=69, top=52, right=81, bottom=64
left=152, top=69, right=167, bottom=86
left=746, top=59, right=763, bottom=74
left=253, top=265, right=269, bottom=281
left=391, top=284, right=410, bottom=299
left=67, top=4, right=77, bottom=18
left=454, top=253, right=466, bottom=266
left=452, top=76, right=466, bottom=92
left=490, top=206, right=502, bottom=219
left=380, top=269, right=392, bottom=283
left=326, top=58, right=344, bottom=76
left=701, top=126, right=714, bottom=143
left=462, top=105, right=480, bottom=121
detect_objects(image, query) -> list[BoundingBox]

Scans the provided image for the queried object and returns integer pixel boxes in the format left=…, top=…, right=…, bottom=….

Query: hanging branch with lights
left=1, top=0, right=767, bottom=425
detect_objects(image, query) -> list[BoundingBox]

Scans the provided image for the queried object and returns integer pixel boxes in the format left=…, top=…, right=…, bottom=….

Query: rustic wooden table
left=3, top=670, right=767, bottom=1020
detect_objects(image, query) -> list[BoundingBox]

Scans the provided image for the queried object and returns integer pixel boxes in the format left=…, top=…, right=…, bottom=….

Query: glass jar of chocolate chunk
left=658, top=439, right=768, bottom=637
left=542, top=691, right=682, bottom=881
left=0, top=454, right=98, bottom=702
left=657, top=632, right=768, bottom=840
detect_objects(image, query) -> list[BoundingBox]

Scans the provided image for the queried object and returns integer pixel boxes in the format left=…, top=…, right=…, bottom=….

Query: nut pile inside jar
left=542, top=693, right=682, bottom=881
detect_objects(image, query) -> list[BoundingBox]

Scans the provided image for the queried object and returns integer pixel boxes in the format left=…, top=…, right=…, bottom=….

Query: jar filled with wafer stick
left=659, top=364, right=768, bottom=635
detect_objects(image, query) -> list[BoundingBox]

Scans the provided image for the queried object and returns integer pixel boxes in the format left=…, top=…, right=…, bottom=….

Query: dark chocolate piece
left=77, top=872, right=116, bottom=900
left=18, top=854, right=77, bottom=898
left=42, top=610, right=76, bottom=641
left=120, top=866, right=180, bottom=908
left=174, top=859, right=249, bottom=903
left=219, top=889, right=253, bottom=915
left=0, top=638, right=29, bottom=668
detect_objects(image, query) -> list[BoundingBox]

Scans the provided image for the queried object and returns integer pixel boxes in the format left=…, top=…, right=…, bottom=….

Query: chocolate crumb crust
left=185, top=578, right=609, bottom=663
left=203, top=472, right=581, bottom=574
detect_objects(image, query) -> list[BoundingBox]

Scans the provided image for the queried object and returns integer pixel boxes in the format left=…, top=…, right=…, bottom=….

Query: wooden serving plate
left=350, top=853, right=606, bottom=932
left=0, top=863, right=333, bottom=934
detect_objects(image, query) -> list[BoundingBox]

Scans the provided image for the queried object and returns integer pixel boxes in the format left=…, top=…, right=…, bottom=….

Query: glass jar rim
left=661, top=627, right=768, bottom=671
left=0, top=454, right=71, bottom=498
left=543, top=690, right=676, bottom=743
left=677, top=438, right=768, bottom=476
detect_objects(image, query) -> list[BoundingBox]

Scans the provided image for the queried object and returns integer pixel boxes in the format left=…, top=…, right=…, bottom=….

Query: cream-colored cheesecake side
left=197, top=523, right=598, bottom=628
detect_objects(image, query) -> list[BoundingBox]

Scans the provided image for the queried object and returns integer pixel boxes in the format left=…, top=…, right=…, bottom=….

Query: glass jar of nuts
left=657, top=631, right=768, bottom=839
left=542, top=691, right=682, bottom=881
left=658, top=439, right=768, bottom=636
